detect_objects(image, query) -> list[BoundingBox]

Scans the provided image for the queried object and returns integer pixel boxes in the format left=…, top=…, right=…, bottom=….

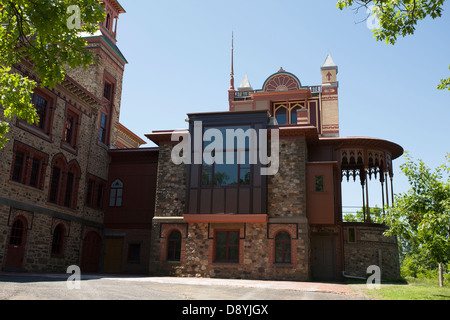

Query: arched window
left=109, top=179, right=123, bottom=207
left=275, top=107, right=288, bottom=125
left=105, top=14, right=111, bottom=30
left=64, top=162, right=80, bottom=209
left=290, top=105, right=303, bottom=124
left=51, top=224, right=65, bottom=255
left=167, top=230, right=182, bottom=261
left=49, top=155, right=65, bottom=204
left=275, top=232, right=291, bottom=264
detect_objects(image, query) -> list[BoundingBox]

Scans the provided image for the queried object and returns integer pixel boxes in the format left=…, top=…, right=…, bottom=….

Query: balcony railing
left=233, top=86, right=322, bottom=100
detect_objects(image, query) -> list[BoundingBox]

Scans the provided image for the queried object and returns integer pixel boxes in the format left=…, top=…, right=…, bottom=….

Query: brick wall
left=0, top=36, right=124, bottom=273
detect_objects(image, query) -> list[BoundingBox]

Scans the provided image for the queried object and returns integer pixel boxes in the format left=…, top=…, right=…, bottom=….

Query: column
left=390, top=173, right=395, bottom=206
left=384, top=171, right=390, bottom=208
left=365, top=168, right=370, bottom=223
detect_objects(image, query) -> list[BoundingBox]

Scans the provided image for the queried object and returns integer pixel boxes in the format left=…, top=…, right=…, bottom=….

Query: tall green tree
left=337, top=0, right=450, bottom=90
left=384, top=153, right=450, bottom=287
left=0, top=0, right=105, bottom=149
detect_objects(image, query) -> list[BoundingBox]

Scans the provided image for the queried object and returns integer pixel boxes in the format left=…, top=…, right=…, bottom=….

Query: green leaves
left=337, top=1, right=449, bottom=90
left=337, top=0, right=446, bottom=44
left=437, top=66, right=450, bottom=90
left=0, top=0, right=105, bottom=149
left=0, top=66, right=37, bottom=149
left=384, top=153, right=450, bottom=267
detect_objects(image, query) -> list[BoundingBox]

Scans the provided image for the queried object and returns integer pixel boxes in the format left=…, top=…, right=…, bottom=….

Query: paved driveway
left=0, top=272, right=369, bottom=301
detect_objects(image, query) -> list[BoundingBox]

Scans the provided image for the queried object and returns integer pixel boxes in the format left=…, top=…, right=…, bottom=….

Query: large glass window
left=202, top=126, right=252, bottom=187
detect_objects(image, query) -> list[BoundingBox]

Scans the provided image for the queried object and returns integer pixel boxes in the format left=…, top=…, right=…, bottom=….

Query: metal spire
left=229, top=32, right=235, bottom=90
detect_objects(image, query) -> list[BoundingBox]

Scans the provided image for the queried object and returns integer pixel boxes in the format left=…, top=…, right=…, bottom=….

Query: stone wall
left=343, top=223, right=401, bottom=280
left=268, top=138, right=307, bottom=217
left=154, top=143, right=186, bottom=218
left=150, top=138, right=311, bottom=281
left=151, top=221, right=310, bottom=281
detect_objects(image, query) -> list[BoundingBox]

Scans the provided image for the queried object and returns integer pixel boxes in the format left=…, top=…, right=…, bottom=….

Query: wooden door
left=81, top=231, right=102, bottom=273
left=5, top=218, right=27, bottom=269
left=311, top=236, right=335, bottom=281
left=103, top=237, right=124, bottom=273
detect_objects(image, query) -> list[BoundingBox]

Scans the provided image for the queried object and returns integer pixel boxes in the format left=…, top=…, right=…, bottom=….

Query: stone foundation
left=150, top=218, right=310, bottom=281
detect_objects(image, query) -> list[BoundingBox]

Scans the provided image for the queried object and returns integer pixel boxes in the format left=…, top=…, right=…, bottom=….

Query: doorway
left=311, top=235, right=336, bottom=281
left=5, top=217, right=28, bottom=269
left=103, top=237, right=124, bottom=273
left=81, top=231, right=102, bottom=273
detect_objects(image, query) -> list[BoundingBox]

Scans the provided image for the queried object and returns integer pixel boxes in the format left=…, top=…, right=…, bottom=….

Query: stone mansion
left=0, top=0, right=403, bottom=281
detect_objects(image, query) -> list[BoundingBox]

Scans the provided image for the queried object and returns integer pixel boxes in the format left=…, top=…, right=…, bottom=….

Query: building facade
left=0, top=0, right=128, bottom=273
left=146, top=54, right=403, bottom=281
left=1, top=1, right=403, bottom=281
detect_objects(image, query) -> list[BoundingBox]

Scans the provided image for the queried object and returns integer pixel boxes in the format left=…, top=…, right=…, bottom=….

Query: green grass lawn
left=349, top=277, right=450, bottom=300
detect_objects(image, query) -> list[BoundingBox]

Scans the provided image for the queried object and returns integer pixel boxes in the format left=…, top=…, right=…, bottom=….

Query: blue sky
left=116, top=0, right=449, bottom=210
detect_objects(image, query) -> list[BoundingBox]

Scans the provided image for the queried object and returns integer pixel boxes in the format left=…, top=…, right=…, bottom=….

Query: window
left=48, top=155, right=80, bottom=209
left=49, top=166, right=61, bottom=203
left=167, top=231, right=182, bottom=261
left=29, top=158, right=41, bottom=188
left=348, top=228, right=356, bottom=243
left=9, top=219, right=25, bottom=246
left=86, top=180, right=94, bottom=206
left=128, top=244, right=141, bottom=263
left=273, top=101, right=306, bottom=125
left=10, top=142, right=48, bottom=190
left=105, top=14, right=111, bottom=30
left=275, top=107, right=288, bottom=125
left=99, top=113, right=108, bottom=144
left=12, top=151, right=25, bottom=183
left=99, top=74, right=115, bottom=147
left=275, top=232, right=291, bottom=264
left=96, top=184, right=104, bottom=208
left=315, top=176, right=324, bottom=192
left=86, top=175, right=107, bottom=209
left=202, top=126, right=252, bottom=187
left=64, top=172, right=74, bottom=208
left=109, top=179, right=123, bottom=207
left=63, top=108, right=80, bottom=150
left=51, top=224, right=65, bottom=255
left=215, top=231, right=239, bottom=263
left=103, top=82, right=113, bottom=101
left=18, top=89, right=55, bottom=139
left=290, top=105, right=303, bottom=124
left=34, top=93, right=48, bottom=130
